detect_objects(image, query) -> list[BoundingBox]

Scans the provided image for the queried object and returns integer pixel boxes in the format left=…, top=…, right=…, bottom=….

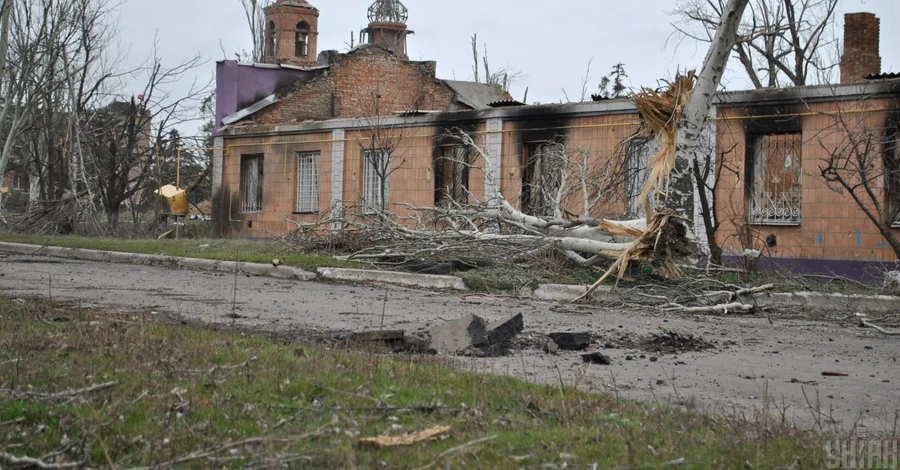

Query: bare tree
left=239, top=0, right=272, bottom=62
left=469, top=34, right=522, bottom=93
left=818, top=109, right=900, bottom=260
left=670, top=0, right=839, bottom=88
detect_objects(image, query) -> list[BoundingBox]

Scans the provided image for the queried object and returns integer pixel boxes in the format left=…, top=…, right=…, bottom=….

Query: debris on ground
left=546, top=332, right=592, bottom=351
left=428, top=314, right=525, bottom=357
left=360, top=426, right=451, bottom=447
left=581, top=352, right=612, bottom=365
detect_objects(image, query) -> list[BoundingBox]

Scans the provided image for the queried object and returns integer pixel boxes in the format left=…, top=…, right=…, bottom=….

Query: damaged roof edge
left=222, top=94, right=279, bottom=126
left=224, top=100, right=638, bottom=137
left=717, top=78, right=900, bottom=107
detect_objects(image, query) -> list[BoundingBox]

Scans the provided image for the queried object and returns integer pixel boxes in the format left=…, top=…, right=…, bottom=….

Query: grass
left=0, top=233, right=358, bottom=273
left=0, top=297, right=830, bottom=469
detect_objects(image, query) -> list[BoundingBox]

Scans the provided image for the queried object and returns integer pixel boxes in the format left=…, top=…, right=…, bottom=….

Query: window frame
left=240, top=154, right=264, bottom=213
left=747, top=132, right=804, bottom=226
left=521, top=141, right=565, bottom=217
left=362, top=149, right=389, bottom=214
left=624, top=137, right=653, bottom=218
left=434, top=145, right=470, bottom=206
left=295, top=151, right=320, bottom=214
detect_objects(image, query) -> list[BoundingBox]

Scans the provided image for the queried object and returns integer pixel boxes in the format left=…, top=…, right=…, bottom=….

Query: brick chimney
left=840, top=13, right=881, bottom=84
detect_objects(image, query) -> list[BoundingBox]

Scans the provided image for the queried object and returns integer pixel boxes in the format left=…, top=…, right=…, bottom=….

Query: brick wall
left=715, top=98, right=900, bottom=264
left=841, top=13, right=881, bottom=84
left=253, top=47, right=456, bottom=125
left=264, top=2, right=319, bottom=67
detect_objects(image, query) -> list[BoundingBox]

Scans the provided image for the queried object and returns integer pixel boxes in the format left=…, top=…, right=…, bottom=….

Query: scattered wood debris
left=360, top=425, right=451, bottom=447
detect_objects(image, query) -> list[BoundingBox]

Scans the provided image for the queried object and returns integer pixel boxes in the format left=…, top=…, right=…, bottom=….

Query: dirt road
left=1, top=253, right=897, bottom=433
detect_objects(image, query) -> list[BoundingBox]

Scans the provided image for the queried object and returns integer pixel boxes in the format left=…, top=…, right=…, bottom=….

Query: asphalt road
left=1, top=253, right=897, bottom=433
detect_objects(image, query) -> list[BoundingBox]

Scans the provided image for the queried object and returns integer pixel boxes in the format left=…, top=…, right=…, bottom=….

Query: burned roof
left=443, top=80, right=511, bottom=110
left=866, top=72, right=900, bottom=80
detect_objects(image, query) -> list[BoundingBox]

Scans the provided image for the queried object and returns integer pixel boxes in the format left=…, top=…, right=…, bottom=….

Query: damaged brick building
left=212, top=1, right=900, bottom=279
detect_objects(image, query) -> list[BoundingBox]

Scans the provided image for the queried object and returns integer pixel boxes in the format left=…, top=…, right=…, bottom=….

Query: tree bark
left=667, top=0, right=750, bottom=219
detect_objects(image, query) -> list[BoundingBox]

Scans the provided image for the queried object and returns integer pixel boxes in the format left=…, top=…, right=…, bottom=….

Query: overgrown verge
left=0, top=297, right=831, bottom=468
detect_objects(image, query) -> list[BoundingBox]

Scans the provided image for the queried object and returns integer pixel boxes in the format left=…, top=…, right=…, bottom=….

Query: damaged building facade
left=212, top=1, right=900, bottom=279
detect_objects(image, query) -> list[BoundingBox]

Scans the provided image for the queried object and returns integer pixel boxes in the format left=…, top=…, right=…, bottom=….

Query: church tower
left=263, top=0, right=319, bottom=66
left=361, top=0, right=413, bottom=60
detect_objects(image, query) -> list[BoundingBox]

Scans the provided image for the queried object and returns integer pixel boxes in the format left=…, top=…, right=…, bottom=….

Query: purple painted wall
left=723, top=256, right=900, bottom=282
left=215, top=60, right=324, bottom=134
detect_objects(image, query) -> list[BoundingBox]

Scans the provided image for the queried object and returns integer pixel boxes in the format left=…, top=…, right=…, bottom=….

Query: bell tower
left=361, top=0, right=413, bottom=59
left=263, top=0, right=319, bottom=66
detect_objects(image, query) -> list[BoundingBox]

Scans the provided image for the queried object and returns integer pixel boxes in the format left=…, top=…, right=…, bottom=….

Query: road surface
left=1, top=252, right=897, bottom=433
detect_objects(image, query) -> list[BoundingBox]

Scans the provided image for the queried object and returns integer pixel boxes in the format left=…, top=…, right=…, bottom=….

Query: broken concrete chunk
left=486, top=313, right=524, bottom=346
left=543, top=338, right=559, bottom=354
left=428, top=314, right=487, bottom=355
left=581, top=352, right=611, bottom=365
left=547, top=332, right=592, bottom=351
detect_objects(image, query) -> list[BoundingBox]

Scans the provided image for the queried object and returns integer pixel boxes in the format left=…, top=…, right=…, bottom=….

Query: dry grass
left=0, top=297, right=833, bottom=469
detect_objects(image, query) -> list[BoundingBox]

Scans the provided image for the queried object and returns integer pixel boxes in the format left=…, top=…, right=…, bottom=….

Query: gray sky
left=118, top=0, right=900, bottom=134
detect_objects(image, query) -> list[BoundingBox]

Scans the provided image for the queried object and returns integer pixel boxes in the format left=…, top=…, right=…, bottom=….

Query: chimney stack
left=841, top=13, right=881, bottom=84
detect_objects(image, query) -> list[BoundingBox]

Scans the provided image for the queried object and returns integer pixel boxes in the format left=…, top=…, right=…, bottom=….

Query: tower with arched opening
left=361, top=0, right=413, bottom=60
left=263, top=0, right=319, bottom=66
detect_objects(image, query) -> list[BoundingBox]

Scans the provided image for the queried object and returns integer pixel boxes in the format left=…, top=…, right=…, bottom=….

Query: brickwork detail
left=264, top=0, right=319, bottom=67
left=841, top=13, right=881, bottom=84
left=253, top=47, right=455, bottom=124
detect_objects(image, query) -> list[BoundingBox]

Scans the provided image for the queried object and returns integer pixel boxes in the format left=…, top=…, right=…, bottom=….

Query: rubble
left=428, top=314, right=488, bottom=355
left=547, top=332, right=592, bottom=351
left=581, top=352, right=612, bottom=365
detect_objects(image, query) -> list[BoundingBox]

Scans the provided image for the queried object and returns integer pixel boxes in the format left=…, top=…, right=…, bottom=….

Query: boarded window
left=296, top=151, right=320, bottom=213
left=363, top=149, right=389, bottom=213
left=521, top=142, right=565, bottom=217
left=240, top=154, right=264, bottom=213
left=434, top=146, right=470, bottom=206
left=295, top=21, right=309, bottom=57
left=749, top=133, right=802, bottom=225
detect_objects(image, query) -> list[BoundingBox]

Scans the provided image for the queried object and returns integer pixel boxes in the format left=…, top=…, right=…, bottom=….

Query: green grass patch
left=0, top=297, right=829, bottom=468
left=0, top=233, right=357, bottom=272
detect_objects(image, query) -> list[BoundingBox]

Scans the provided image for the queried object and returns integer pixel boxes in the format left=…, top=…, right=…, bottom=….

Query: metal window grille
left=522, top=142, right=565, bottom=217
left=363, top=149, right=388, bottom=213
left=240, top=154, right=264, bottom=212
left=749, top=133, right=802, bottom=225
left=296, top=151, right=320, bottom=213
left=435, top=146, right=469, bottom=205
left=889, top=129, right=900, bottom=228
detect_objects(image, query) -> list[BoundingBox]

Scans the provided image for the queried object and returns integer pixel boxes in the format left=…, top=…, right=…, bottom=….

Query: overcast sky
left=117, top=0, right=900, bottom=134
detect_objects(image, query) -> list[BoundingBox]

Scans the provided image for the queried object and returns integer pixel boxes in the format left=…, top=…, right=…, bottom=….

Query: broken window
left=749, top=133, right=802, bottom=225
left=625, top=137, right=654, bottom=217
left=295, top=21, right=309, bottom=57
left=521, top=142, right=565, bottom=217
left=240, top=154, right=264, bottom=213
left=886, top=125, right=900, bottom=228
left=434, top=146, right=470, bottom=206
left=296, top=151, right=320, bottom=213
left=363, top=149, right=389, bottom=213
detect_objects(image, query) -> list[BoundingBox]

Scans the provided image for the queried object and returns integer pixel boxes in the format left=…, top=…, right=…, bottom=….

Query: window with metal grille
left=240, top=154, right=264, bottom=213
left=887, top=125, right=900, bottom=228
left=363, top=149, right=389, bottom=213
left=749, top=133, right=802, bottom=225
left=296, top=151, right=320, bottom=213
left=521, top=142, right=565, bottom=217
left=434, top=146, right=470, bottom=206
